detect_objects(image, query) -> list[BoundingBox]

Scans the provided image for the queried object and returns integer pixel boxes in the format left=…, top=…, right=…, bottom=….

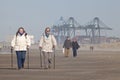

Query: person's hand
left=11, top=46, right=13, bottom=50
left=11, top=46, right=13, bottom=53
left=53, top=45, right=55, bottom=49
left=39, top=46, right=42, bottom=50
left=27, top=45, right=29, bottom=48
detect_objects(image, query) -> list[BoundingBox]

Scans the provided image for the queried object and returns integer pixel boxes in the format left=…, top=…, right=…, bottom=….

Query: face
left=67, top=37, right=70, bottom=40
left=73, top=38, right=76, bottom=42
left=45, top=28, right=50, bottom=34
left=19, top=28, right=24, bottom=34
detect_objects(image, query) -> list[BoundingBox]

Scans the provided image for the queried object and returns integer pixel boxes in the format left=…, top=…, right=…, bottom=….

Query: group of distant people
left=63, top=36, right=80, bottom=57
left=11, top=27, right=80, bottom=70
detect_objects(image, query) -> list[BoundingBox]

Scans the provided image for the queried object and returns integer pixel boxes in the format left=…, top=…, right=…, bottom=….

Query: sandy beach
left=0, top=48, right=120, bottom=80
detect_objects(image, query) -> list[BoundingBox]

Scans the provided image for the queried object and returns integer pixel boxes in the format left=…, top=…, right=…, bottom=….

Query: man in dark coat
left=72, top=38, right=80, bottom=57
left=63, top=36, right=72, bottom=57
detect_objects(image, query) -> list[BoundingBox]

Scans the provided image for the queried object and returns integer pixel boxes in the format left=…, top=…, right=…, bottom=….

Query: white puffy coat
left=39, top=34, right=57, bottom=52
left=11, top=33, right=31, bottom=51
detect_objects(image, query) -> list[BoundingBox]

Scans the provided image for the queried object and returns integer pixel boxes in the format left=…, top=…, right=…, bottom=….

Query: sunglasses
left=46, top=30, right=50, bottom=32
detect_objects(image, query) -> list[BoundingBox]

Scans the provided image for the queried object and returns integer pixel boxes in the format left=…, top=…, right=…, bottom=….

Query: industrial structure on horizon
left=51, top=17, right=113, bottom=44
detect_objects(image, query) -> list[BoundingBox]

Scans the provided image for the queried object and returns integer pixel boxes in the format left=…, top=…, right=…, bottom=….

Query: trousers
left=42, top=51, right=52, bottom=68
left=16, top=51, right=26, bottom=69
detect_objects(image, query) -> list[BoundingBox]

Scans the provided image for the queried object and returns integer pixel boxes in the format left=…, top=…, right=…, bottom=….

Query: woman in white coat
left=39, top=27, right=57, bottom=69
left=11, top=27, right=31, bottom=70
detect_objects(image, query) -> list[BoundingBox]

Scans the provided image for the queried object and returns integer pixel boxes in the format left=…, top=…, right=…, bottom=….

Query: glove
left=53, top=45, right=55, bottom=49
left=11, top=46, right=13, bottom=53
left=39, top=46, right=42, bottom=50
left=11, top=46, right=13, bottom=50
left=27, top=45, right=30, bottom=50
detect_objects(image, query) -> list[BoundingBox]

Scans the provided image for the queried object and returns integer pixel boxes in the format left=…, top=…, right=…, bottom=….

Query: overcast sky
left=0, top=0, right=120, bottom=41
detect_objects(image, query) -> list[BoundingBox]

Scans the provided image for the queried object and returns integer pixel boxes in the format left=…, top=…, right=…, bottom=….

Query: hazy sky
left=0, top=0, right=120, bottom=41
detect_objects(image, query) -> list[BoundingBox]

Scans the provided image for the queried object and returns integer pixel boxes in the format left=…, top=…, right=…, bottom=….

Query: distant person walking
left=39, top=27, right=57, bottom=69
left=11, top=27, right=31, bottom=70
left=63, top=36, right=72, bottom=57
left=72, top=38, right=80, bottom=57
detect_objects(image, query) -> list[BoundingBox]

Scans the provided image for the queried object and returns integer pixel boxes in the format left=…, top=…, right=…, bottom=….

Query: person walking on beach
left=39, top=27, right=57, bottom=69
left=63, top=36, right=72, bottom=57
left=11, top=27, right=31, bottom=70
left=72, top=38, right=80, bottom=57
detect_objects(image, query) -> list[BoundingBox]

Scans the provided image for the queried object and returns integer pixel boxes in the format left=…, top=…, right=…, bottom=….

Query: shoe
left=44, top=67, right=48, bottom=69
left=43, top=65, right=48, bottom=69
left=48, top=65, right=51, bottom=69
left=48, top=59, right=51, bottom=64
left=22, top=64, right=24, bottom=68
left=17, top=68, right=21, bottom=70
left=65, top=56, right=68, bottom=57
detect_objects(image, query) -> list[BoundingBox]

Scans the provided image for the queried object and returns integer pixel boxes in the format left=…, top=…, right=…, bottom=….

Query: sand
left=0, top=49, right=120, bottom=80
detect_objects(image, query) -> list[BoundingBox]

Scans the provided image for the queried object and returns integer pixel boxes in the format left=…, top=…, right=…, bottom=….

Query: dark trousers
left=72, top=48, right=77, bottom=57
left=16, top=51, right=26, bottom=69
